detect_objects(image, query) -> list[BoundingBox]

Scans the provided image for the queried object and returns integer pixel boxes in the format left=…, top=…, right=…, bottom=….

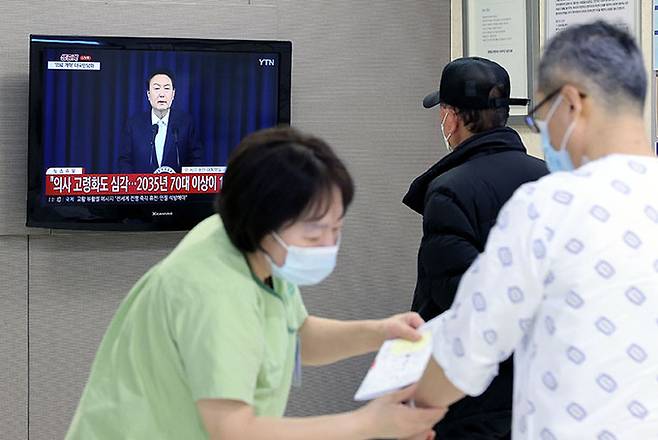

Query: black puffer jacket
left=403, top=127, right=548, bottom=439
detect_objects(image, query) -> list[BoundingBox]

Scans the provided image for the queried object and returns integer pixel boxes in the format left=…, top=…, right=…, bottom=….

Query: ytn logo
left=259, top=58, right=275, bottom=66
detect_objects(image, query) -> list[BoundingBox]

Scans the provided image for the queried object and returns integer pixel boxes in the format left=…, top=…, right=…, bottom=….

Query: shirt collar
left=151, top=109, right=171, bottom=126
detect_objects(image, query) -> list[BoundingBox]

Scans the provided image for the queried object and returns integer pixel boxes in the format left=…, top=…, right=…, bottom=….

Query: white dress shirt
left=152, top=110, right=170, bottom=167
left=431, top=154, right=658, bottom=439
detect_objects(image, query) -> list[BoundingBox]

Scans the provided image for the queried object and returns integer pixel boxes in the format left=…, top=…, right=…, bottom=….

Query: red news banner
left=46, top=173, right=222, bottom=196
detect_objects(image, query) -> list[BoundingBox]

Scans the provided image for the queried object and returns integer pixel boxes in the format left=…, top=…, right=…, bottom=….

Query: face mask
left=441, top=111, right=453, bottom=152
left=536, top=95, right=577, bottom=173
left=265, top=232, right=339, bottom=286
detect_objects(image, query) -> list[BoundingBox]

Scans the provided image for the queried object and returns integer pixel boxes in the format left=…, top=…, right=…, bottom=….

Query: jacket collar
left=403, top=127, right=527, bottom=214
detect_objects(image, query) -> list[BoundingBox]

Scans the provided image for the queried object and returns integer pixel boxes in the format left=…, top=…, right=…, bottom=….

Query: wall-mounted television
left=27, top=35, right=292, bottom=231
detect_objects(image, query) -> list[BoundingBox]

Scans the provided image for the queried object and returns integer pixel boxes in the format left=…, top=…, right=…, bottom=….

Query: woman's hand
left=356, top=385, right=445, bottom=439
left=402, top=430, right=436, bottom=440
left=378, top=312, right=425, bottom=342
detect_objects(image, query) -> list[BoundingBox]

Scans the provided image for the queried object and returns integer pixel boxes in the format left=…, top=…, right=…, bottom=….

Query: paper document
left=354, top=318, right=439, bottom=401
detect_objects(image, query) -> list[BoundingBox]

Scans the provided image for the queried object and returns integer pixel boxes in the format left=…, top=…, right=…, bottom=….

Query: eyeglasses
left=524, top=88, right=587, bottom=133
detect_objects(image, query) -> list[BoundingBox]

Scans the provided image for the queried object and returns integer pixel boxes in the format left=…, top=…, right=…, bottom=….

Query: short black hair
left=216, top=126, right=355, bottom=253
left=452, top=86, right=509, bottom=133
left=146, top=69, right=175, bottom=90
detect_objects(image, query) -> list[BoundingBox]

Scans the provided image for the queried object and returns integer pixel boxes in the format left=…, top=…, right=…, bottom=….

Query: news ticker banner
left=48, top=53, right=100, bottom=71
left=45, top=167, right=225, bottom=196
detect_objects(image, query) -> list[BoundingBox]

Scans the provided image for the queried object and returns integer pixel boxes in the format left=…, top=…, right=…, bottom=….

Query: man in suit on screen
left=118, top=70, right=203, bottom=173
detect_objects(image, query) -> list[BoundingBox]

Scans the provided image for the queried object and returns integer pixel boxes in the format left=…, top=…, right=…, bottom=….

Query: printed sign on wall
left=546, top=0, right=639, bottom=41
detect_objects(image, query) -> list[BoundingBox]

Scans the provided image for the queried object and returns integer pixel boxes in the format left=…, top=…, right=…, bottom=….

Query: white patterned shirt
left=431, top=154, right=658, bottom=439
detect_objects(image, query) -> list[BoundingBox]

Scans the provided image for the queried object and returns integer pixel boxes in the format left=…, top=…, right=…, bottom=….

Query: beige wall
left=450, top=0, right=655, bottom=158
left=0, top=1, right=452, bottom=439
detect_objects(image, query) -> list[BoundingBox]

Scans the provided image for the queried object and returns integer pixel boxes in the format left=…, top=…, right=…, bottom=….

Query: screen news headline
left=44, top=167, right=223, bottom=202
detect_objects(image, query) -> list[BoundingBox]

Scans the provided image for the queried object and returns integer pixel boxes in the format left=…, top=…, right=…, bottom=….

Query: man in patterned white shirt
left=413, top=21, right=658, bottom=439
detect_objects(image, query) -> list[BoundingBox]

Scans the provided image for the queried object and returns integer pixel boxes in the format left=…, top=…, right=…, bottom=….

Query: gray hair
left=538, top=21, right=646, bottom=112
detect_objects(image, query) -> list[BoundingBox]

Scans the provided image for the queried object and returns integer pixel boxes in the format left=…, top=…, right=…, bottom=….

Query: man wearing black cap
left=403, top=57, right=547, bottom=439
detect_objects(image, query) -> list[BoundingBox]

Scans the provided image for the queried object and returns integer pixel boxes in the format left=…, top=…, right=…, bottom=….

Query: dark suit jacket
left=118, top=109, right=203, bottom=173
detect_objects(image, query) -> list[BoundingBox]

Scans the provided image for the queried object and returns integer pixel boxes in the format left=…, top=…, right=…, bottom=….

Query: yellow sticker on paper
left=390, top=331, right=431, bottom=355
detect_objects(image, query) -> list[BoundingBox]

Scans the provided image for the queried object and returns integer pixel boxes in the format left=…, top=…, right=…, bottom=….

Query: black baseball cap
left=423, top=57, right=528, bottom=110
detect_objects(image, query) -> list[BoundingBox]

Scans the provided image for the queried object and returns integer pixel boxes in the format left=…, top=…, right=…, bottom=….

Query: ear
left=561, top=85, right=584, bottom=115
left=446, top=108, right=460, bottom=132
left=171, top=89, right=175, bottom=101
left=146, top=90, right=151, bottom=100
left=260, top=233, right=286, bottom=267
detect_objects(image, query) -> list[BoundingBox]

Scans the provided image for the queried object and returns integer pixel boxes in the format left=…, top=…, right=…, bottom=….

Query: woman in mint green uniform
left=66, top=127, right=445, bottom=440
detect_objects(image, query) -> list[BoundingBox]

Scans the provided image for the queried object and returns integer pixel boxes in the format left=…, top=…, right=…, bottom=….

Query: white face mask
left=441, top=111, right=453, bottom=152
left=265, top=232, right=339, bottom=286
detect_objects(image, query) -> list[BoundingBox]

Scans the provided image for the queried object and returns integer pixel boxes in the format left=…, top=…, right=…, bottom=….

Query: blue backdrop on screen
left=41, top=48, right=279, bottom=172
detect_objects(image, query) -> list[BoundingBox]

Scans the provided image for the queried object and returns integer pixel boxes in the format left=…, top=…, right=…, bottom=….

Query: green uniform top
left=66, top=215, right=308, bottom=439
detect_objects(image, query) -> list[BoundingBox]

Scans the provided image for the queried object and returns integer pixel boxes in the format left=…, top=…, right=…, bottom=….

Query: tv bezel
left=27, top=34, right=292, bottom=231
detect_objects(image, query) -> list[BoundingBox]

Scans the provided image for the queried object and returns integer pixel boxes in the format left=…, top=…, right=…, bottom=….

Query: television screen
left=27, top=35, right=291, bottom=231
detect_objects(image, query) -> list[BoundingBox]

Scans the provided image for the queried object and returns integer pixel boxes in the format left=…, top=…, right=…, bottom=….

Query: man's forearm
left=415, top=358, right=465, bottom=408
